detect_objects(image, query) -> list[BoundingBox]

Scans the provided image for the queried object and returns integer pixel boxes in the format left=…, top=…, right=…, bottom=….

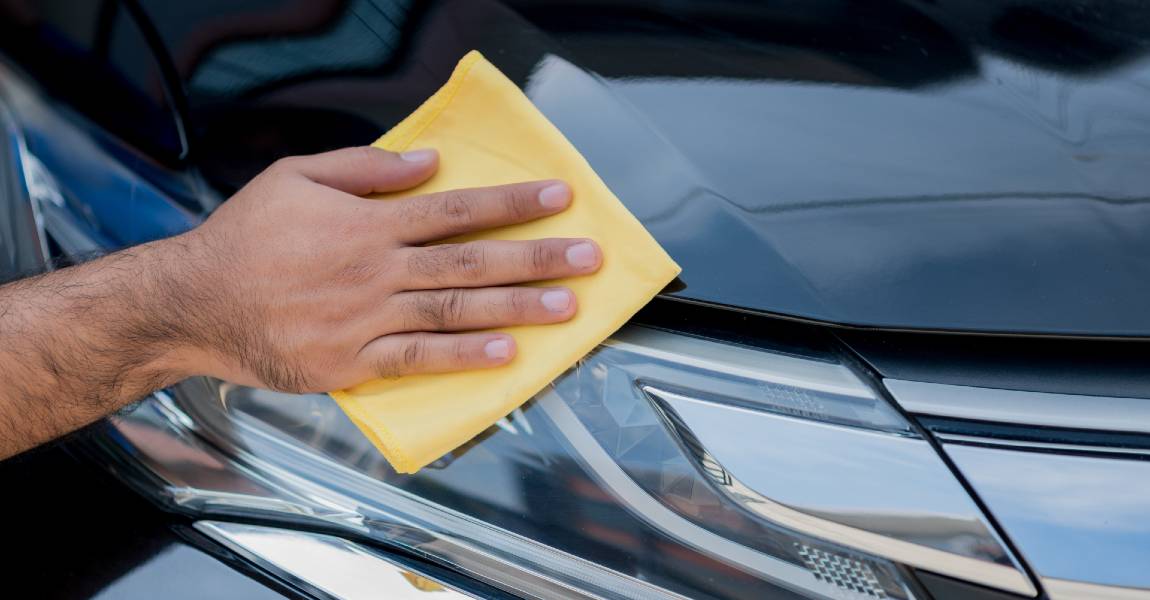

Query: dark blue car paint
left=2, top=1, right=1150, bottom=598
left=10, top=0, right=1150, bottom=336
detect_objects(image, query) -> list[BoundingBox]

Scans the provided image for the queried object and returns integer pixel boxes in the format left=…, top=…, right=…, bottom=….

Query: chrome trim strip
left=643, top=387, right=1036, bottom=597
left=885, top=379, right=1150, bottom=434
left=1046, top=579, right=1150, bottom=600
left=0, top=74, right=50, bottom=263
left=195, top=521, right=476, bottom=599
left=938, top=433, right=1150, bottom=457
left=713, top=471, right=1035, bottom=597
left=608, top=327, right=874, bottom=400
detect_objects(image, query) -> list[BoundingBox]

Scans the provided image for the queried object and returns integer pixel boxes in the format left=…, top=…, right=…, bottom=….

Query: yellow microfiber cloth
left=329, top=51, right=680, bottom=474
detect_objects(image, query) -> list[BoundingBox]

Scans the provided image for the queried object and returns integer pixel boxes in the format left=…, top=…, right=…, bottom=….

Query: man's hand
left=0, top=146, right=600, bottom=458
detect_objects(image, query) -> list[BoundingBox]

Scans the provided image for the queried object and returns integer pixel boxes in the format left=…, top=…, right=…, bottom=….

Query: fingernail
left=565, top=241, right=598, bottom=269
left=400, top=148, right=437, bottom=163
left=540, top=289, right=571, bottom=312
left=538, top=182, right=570, bottom=210
left=484, top=338, right=512, bottom=360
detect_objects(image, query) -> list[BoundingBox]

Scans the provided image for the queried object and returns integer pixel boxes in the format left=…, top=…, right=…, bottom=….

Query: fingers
left=356, top=332, right=515, bottom=379
left=401, top=238, right=601, bottom=289
left=384, top=287, right=576, bottom=333
left=386, top=180, right=571, bottom=244
left=278, top=146, right=439, bottom=195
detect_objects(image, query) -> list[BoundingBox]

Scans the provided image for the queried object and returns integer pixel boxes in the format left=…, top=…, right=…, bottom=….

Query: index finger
left=385, top=180, right=572, bottom=244
left=281, top=146, right=439, bottom=196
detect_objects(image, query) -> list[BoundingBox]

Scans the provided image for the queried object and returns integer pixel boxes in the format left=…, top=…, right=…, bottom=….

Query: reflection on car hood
left=526, top=53, right=1150, bottom=337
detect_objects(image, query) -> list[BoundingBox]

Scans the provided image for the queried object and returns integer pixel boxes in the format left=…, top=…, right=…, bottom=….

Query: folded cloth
left=329, top=51, right=681, bottom=474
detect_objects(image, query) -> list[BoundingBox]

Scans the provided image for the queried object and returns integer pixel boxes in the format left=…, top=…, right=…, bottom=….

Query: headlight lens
left=92, top=325, right=1033, bottom=599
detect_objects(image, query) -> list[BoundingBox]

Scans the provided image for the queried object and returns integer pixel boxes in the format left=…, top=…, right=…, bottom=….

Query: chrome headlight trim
left=886, top=378, right=1150, bottom=436
left=194, top=521, right=480, bottom=600
left=98, top=391, right=694, bottom=600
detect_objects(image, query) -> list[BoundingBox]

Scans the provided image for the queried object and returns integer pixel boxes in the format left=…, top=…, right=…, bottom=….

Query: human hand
left=168, top=146, right=600, bottom=392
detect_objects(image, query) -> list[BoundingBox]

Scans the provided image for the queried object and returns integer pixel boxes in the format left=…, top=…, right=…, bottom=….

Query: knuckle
left=336, top=258, right=378, bottom=284
left=452, top=244, right=485, bottom=281
left=411, top=294, right=445, bottom=329
left=439, top=289, right=467, bottom=326
left=508, top=289, right=533, bottom=317
left=349, top=146, right=382, bottom=169
left=373, top=353, right=401, bottom=378
left=453, top=339, right=473, bottom=363
left=503, top=186, right=534, bottom=221
left=397, top=194, right=435, bottom=225
left=403, top=338, right=427, bottom=370
left=373, top=337, right=430, bottom=378
left=407, top=246, right=449, bottom=281
left=268, top=156, right=302, bottom=176
left=528, top=241, right=558, bottom=275
left=441, top=191, right=474, bottom=225
left=406, top=289, right=467, bottom=330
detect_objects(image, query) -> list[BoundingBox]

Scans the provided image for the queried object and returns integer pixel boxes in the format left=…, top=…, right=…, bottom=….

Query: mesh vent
left=796, top=543, right=889, bottom=599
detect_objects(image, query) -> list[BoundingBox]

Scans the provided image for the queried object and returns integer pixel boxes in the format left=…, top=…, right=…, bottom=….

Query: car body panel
left=0, top=441, right=296, bottom=600
left=2, top=1, right=1150, bottom=599
left=8, top=0, right=1150, bottom=335
left=157, top=0, right=1150, bottom=336
left=945, top=443, right=1150, bottom=595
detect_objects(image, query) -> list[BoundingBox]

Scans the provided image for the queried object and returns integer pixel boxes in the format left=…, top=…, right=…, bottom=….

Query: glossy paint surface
left=2, top=4, right=1148, bottom=599
left=135, top=0, right=1150, bottom=336
left=947, top=443, right=1150, bottom=593
left=0, top=443, right=293, bottom=600
left=4, top=1, right=1150, bottom=334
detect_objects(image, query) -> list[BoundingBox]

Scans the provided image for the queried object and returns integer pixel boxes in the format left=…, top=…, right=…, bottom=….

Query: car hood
left=178, top=0, right=1150, bottom=337
left=523, top=52, right=1150, bottom=337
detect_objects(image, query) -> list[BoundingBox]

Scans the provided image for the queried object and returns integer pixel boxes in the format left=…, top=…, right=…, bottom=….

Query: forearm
left=0, top=237, right=200, bottom=458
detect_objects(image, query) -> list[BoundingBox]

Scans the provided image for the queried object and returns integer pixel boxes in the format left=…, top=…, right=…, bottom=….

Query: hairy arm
left=0, top=238, right=205, bottom=456
left=0, top=146, right=600, bottom=460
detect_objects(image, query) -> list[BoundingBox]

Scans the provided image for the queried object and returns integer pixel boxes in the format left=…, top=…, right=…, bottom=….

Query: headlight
left=2, top=53, right=1034, bottom=600
left=88, top=324, right=1035, bottom=599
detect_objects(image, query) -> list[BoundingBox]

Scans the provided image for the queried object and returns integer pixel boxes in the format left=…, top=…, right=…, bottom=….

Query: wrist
left=130, top=231, right=223, bottom=384
left=136, top=228, right=277, bottom=390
